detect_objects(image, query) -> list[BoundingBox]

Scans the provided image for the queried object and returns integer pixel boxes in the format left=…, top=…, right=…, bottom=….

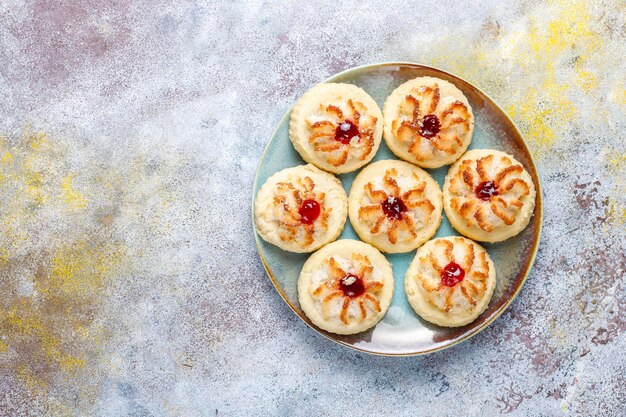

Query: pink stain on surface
left=7, top=0, right=135, bottom=85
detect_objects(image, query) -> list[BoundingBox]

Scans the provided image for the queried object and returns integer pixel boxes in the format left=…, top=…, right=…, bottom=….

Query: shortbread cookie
left=443, top=149, right=536, bottom=242
left=254, top=164, right=347, bottom=252
left=405, top=236, right=496, bottom=327
left=383, top=76, right=474, bottom=168
left=289, top=83, right=383, bottom=174
left=298, top=239, right=393, bottom=334
left=348, top=160, right=442, bottom=253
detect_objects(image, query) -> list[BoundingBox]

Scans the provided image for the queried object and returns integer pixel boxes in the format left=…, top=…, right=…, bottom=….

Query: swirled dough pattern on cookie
left=383, top=76, right=474, bottom=168
left=298, top=240, right=393, bottom=334
left=348, top=160, right=442, bottom=253
left=289, top=83, right=383, bottom=174
left=443, top=149, right=536, bottom=242
left=254, top=164, right=347, bottom=252
left=405, top=236, right=496, bottom=327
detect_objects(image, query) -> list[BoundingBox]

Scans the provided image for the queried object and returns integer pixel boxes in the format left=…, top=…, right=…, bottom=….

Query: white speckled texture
left=0, top=0, right=624, bottom=416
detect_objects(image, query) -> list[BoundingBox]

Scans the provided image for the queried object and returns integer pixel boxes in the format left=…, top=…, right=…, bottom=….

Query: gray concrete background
left=0, top=0, right=624, bottom=416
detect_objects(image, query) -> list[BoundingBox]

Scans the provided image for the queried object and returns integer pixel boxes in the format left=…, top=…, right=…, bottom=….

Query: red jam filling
left=381, top=196, right=407, bottom=220
left=334, top=120, right=360, bottom=144
left=339, top=274, right=366, bottom=298
left=441, top=262, right=465, bottom=287
left=420, top=114, right=441, bottom=138
left=298, top=199, right=320, bottom=224
left=475, top=181, right=499, bottom=201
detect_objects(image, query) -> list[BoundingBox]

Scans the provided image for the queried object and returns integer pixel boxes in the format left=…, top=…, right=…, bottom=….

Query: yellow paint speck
left=602, top=149, right=626, bottom=231
left=27, top=131, right=47, bottom=150
left=604, top=199, right=626, bottom=229
left=0, top=248, right=8, bottom=268
left=25, top=170, right=46, bottom=205
left=1, top=151, right=13, bottom=165
left=576, top=68, right=598, bottom=92
left=607, top=79, right=626, bottom=111
left=16, top=364, right=47, bottom=392
left=0, top=340, right=7, bottom=353
left=5, top=304, right=44, bottom=336
left=44, top=239, right=125, bottom=298
left=61, top=174, right=88, bottom=209
left=607, top=152, right=626, bottom=171
left=548, top=317, right=570, bottom=347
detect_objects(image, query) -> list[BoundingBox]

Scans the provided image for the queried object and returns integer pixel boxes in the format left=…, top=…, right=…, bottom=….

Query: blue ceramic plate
left=253, top=63, right=542, bottom=355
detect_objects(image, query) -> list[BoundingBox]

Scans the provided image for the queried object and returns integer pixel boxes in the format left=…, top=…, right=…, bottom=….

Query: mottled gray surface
left=0, top=0, right=624, bottom=416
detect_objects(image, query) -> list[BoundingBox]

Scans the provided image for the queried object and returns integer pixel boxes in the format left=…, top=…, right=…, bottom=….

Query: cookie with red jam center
left=254, top=164, right=347, bottom=253
left=348, top=160, right=443, bottom=253
left=383, top=76, right=474, bottom=168
left=289, top=83, right=383, bottom=174
left=405, top=236, right=496, bottom=327
left=443, top=149, right=537, bottom=242
left=298, top=239, right=394, bottom=334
